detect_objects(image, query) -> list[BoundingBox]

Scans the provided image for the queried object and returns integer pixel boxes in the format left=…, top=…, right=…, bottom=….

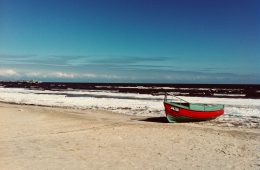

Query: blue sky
left=0, top=0, right=259, bottom=83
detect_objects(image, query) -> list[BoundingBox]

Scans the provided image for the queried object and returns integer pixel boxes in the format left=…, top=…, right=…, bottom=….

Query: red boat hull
left=164, top=103, right=224, bottom=122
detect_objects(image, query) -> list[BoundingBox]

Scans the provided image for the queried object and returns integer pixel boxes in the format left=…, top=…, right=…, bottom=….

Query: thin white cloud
left=1, top=68, right=258, bottom=83
left=51, top=72, right=78, bottom=79
left=26, top=71, right=80, bottom=79
left=99, top=74, right=122, bottom=79
left=25, top=72, right=43, bottom=77
left=24, top=71, right=121, bottom=80
left=47, top=72, right=125, bottom=80
left=0, top=69, right=20, bottom=77
left=82, top=73, right=97, bottom=78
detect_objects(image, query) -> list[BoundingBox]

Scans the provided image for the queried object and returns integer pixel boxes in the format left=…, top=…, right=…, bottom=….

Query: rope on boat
left=164, top=92, right=189, bottom=103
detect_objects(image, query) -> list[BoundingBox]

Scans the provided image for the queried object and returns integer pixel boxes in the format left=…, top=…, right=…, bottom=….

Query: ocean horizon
left=1, top=81, right=259, bottom=99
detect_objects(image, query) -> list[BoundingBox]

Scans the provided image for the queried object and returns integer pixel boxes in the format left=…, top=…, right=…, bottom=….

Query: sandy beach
left=0, top=102, right=259, bottom=170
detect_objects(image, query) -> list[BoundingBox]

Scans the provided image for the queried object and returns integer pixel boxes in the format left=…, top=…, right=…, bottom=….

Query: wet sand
left=0, top=102, right=259, bottom=170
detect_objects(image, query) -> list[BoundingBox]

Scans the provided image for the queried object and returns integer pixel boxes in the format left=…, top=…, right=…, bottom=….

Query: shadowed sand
left=0, top=102, right=259, bottom=170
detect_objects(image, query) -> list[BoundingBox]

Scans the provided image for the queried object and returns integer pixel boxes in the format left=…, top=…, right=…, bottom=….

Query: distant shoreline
left=1, top=81, right=260, bottom=99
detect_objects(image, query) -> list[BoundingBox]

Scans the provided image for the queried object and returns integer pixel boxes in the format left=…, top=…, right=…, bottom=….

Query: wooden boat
left=163, top=94, right=224, bottom=122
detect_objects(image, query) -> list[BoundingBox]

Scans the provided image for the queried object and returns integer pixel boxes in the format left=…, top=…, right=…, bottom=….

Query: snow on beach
left=0, top=87, right=259, bottom=128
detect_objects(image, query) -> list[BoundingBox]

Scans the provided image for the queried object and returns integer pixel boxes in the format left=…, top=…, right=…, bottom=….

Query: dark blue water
left=0, top=81, right=259, bottom=99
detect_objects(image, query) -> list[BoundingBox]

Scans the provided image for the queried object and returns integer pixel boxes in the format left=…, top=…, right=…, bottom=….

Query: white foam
left=0, top=87, right=259, bottom=128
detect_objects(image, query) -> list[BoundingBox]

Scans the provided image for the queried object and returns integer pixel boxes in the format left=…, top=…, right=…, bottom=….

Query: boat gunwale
left=164, top=101, right=224, bottom=112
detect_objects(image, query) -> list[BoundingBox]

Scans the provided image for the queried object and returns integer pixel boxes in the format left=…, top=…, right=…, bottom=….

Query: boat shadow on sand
left=140, top=117, right=169, bottom=123
left=140, top=117, right=213, bottom=123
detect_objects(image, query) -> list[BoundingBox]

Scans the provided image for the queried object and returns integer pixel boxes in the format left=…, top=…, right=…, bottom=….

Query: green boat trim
left=164, top=101, right=224, bottom=112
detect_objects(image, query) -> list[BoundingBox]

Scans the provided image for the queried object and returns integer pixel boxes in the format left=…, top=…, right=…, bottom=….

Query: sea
left=0, top=81, right=259, bottom=128
left=1, top=81, right=260, bottom=99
